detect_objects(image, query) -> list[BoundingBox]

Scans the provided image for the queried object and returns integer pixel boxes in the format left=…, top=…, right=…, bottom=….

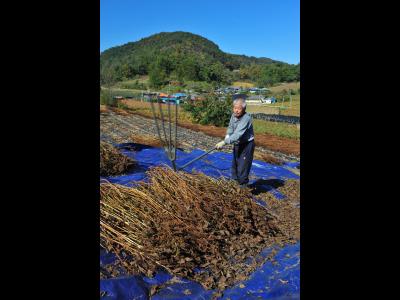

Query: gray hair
left=233, top=98, right=246, bottom=108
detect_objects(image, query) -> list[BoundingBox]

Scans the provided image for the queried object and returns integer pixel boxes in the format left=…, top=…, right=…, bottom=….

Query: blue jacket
left=224, top=112, right=254, bottom=145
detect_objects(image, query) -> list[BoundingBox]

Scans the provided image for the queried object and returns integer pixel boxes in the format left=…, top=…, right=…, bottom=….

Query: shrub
left=117, top=101, right=129, bottom=110
left=100, top=89, right=117, bottom=106
left=183, top=94, right=232, bottom=127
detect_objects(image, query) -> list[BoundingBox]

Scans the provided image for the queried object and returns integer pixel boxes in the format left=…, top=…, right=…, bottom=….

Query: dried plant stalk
left=100, top=167, right=297, bottom=291
left=100, top=141, right=136, bottom=176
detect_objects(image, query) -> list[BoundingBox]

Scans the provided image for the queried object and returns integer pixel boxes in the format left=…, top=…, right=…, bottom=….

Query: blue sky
left=100, top=0, right=299, bottom=64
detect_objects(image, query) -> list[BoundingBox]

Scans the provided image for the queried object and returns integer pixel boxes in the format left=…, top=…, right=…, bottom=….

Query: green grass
left=278, top=95, right=300, bottom=116
left=253, top=119, right=300, bottom=140
left=102, top=87, right=144, bottom=98
left=116, top=76, right=149, bottom=85
left=118, top=99, right=194, bottom=123
left=102, top=97, right=299, bottom=140
left=114, top=78, right=148, bottom=90
left=252, top=81, right=301, bottom=116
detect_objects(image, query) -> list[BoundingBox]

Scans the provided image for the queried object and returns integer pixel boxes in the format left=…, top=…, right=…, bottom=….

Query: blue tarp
left=172, top=93, right=187, bottom=97
left=100, top=143, right=300, bottom=299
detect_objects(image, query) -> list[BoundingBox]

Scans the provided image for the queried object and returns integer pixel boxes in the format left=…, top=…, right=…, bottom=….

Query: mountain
left=100, top=31, right=297, bottom=86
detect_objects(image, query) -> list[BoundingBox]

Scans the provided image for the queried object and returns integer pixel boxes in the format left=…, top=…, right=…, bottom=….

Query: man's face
left=233, top=101, right=245, bottom=117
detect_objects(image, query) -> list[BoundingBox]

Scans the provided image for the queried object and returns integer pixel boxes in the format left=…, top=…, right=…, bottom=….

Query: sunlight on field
left=253, top=119, right=300, bottom=140
left=232, top=81, right=255, bottom=88
left=269, top=82, right=300, bottom=93
left=119, top=99, right=193, bottom=122
left=247, top=95, right=300, bottom=117
left=102, top=99, right=299, bottom=140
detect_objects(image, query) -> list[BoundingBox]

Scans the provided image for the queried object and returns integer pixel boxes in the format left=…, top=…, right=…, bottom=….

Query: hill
left=100, top=31, right=299, bottom=88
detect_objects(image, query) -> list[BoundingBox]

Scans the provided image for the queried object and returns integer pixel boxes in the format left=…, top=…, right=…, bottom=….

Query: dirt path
left=100, top=110, right=299, bottom=162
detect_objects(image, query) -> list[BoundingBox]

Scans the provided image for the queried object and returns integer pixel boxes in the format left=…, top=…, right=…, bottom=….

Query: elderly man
left=215, top=98, right=255, bottom=187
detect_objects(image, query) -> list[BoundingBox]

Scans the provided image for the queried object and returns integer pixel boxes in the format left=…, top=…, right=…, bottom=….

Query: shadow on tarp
left=100, top=143, right=300, bottom=300
left=249, top=178, right=286, bottom=196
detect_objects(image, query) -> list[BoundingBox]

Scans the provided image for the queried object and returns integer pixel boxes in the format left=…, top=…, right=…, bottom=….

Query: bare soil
left=121, top=107, right=300, bottom=157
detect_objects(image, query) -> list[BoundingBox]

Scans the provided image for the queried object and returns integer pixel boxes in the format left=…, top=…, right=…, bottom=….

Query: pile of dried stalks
left=277, top=179, right=300, bottom=201
left=100, top=141, right=136, bottom=176
left=100, top=167, right=296, bottom=291
left=259, top=179, right=300, bottom=240
left=130, top=134, right=164, bottom=148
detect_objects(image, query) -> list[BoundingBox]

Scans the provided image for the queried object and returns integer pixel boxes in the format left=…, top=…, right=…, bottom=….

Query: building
left=264, top=97, right=277, bottom=104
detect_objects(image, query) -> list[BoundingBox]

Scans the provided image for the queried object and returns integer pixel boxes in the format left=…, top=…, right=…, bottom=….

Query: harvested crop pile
left=100, top=141, right=136, bottom=176
left=100, top=167, right=296, bottom=291
left=254, top=152, right=284, bottom=165
left=130, top=134, right=165, bottom=148
left=258, top=179, right=300, bottom=240
left=131, top=134, right=183, bottom=149
left=277, top=179, right=300, bottom=202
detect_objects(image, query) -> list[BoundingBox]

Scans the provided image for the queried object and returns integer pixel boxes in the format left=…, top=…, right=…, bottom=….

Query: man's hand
left=215, top=141, right=226, bottom=149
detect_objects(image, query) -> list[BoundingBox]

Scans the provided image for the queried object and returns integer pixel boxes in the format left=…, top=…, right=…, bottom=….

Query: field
left=101, top=107, right=300, bottom=158
left=115, top=76, right=149, bottom=86
left=103, top=80, right=300, bottom=134
left=119, top=99, right=193, bottom=122
left=269, top=81, right=300, bottom=93
left=116, top=99, right=299, bottom=140
left=105, top=81, right=300, bottom=117
left=246, top=82, right=300, bottom=116
left=102, top=87, right=143, bottom=98
left=253, top=119, right=299, bottom=140
left=232, top=81, right=255, bottom=88
left=246, top=94, right=300, bottom=117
